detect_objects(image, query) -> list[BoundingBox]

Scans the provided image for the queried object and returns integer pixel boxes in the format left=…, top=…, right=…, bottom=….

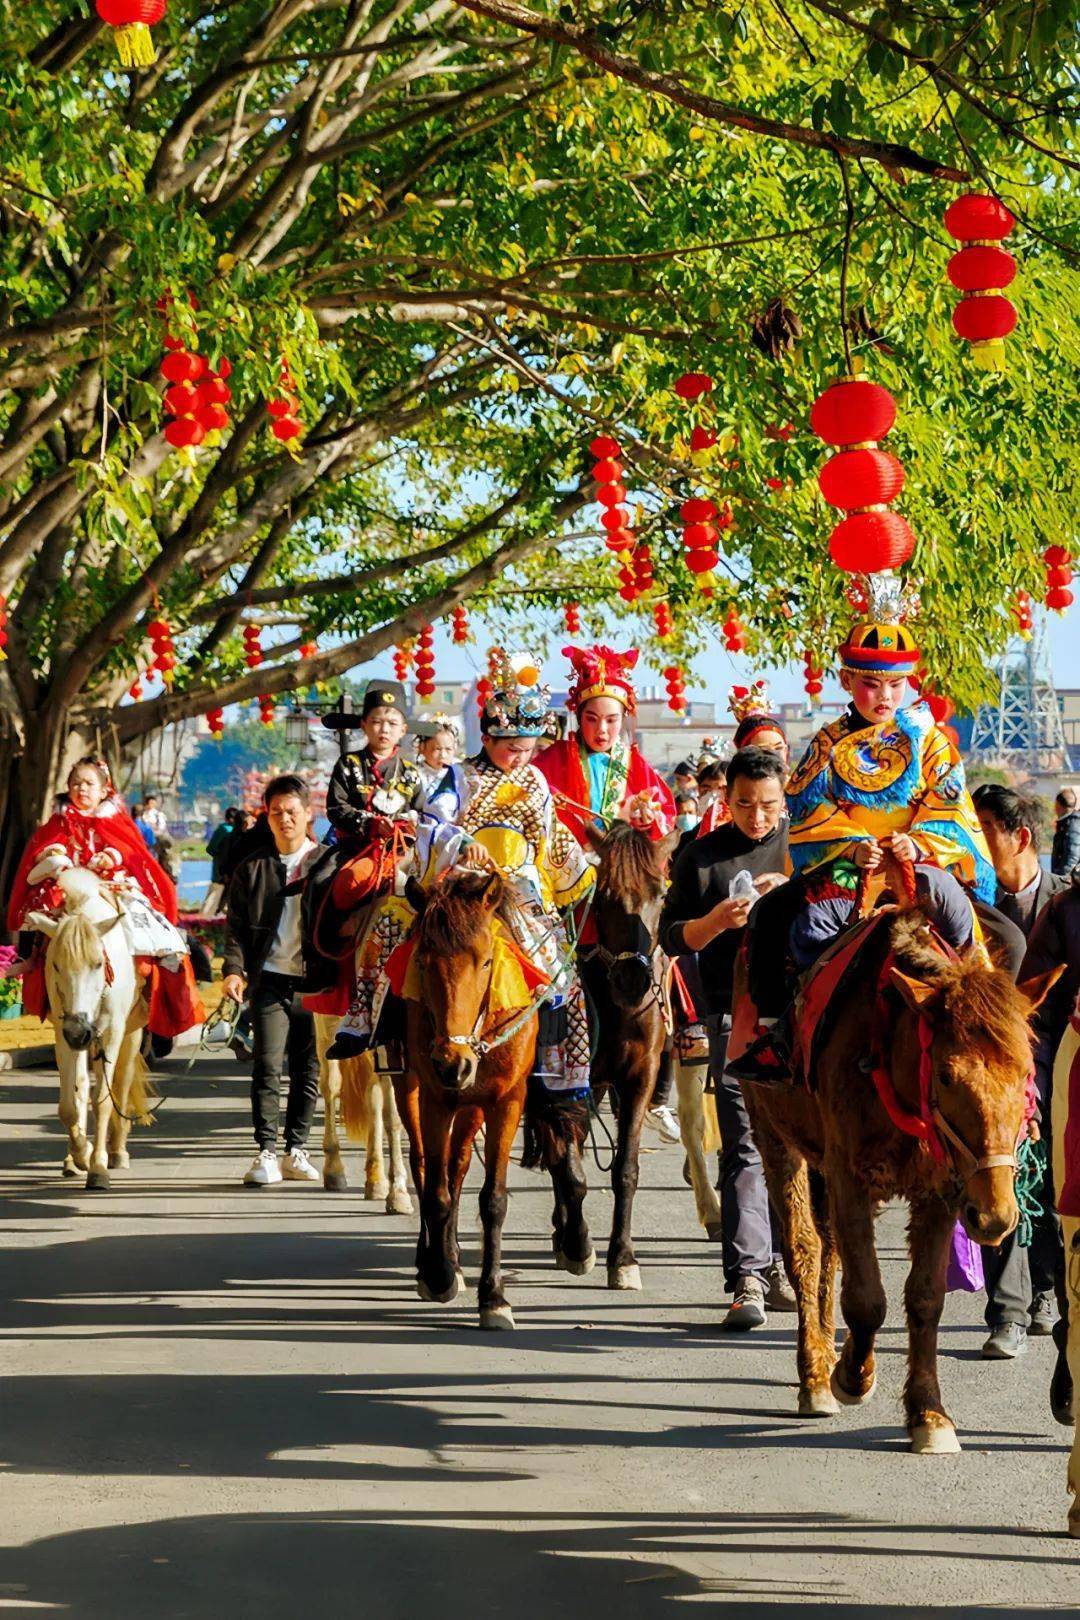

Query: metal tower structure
left=968, top=614, right=1070, bottom=773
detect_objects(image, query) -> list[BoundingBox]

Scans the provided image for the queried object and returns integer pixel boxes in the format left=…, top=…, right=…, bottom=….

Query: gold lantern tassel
left=970, top=339, right=1007, bottom=372
left=113, top=24, right=157, bottom=68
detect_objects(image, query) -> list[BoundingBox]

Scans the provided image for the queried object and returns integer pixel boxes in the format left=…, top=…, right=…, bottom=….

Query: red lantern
left=689, top=426, right=717, bottom=453
left=1045, top=545, right=1070, bottom=567
left=674, top=373, right=713, bottom=401
left=722, top=608, right=747, bottom=654
left=828, top=510, right=916, bottom=573
left=685, top=549, right=719, bottom=575
left=476, top=675, right=494, bottom=718
left=1044, top=548, right=1074, bottom=612
left=810, top=379, right=896, bottom=447
left=415, top=623, right=436, bottom=698
left=943, top=194, right=1015, bottom=242
left=802, top=651, right=824, bottom=701
left=451, top=605, right=470, bottom=644
left=164, top=416, right=205, bottom=449
left=592, top=458, right=622, bottom=483
left=299, top=641, right=318, bottom=659
left=1048, top=587, right=1075, bottom=612
left=948, top=245, right=1016, bottom=292
left=271, top=416, right=303, bottom=442
left=632, top=544, right=654, bottom=592
left=160, top=350, right=200, bottom=386
left=206, top=707, right=225, bottom=738
left=818, top=448, right=905, bottom=509
left=952, top=296, right=1017, bottom=345
left=664, top=662, right=687, bottom=713
left=944, top=193, right=1018, bottom=370
left=604, top=526, right=634, bottom=553
left=163, top=382, right=198, bottom=416
left=924, top=692, right=955, bottom=725
left=563, top=603, right=582, bottom=636
left=595, top=482, right=626, bottom=508
left=258, top=696, right=276, bottom=727
left=589, top=435, right=620, bottom=459
left=129, top=679, right=143, bottom=700
left=680, top=497, right=717, bottom=523
left=653, top=601, right=674, bottom=640
left=95, top=0, right=166, bottom=68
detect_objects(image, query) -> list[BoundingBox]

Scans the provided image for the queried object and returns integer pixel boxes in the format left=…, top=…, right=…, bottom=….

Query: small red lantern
left=818, top=448, right=905, bottom=509
left=258, top=696, right=276, bottom=727
left=414, top=623, right=436, bottom=699
left=1012, top=589, right=1034, bottom=639
left=674, top=372, right=713, bottom=401
left=810, top=379, right=896, bottom=447
left=812, top=379, right=913, bottom=576
left=95, top=0, right=166, bottom=68
left=589, top=435, right=620, bottom=459
left=944, top=193, right=1017, bottom=371
left=722, top=607, right=747, bottom=654
left=476, top=674, right=494, bottom=719
left=803, top=651, right=824, bottom=701
left=663, top=663, right=687, bottom=713
left=1044, top=546, right=1075, bottom=613
left=653, top=601, right=674, bottom=640
left=563, top=603, right=582, bottom=636
left=632, top=543, right=654, bottom=592
left=148, top=613, right=177, bottom=685
left=206, top=707, right=225, bottom=739
left=689, top=426, right=717, bottom=453
left=451, top=605, right=470, bottom=644
left=828, top=510, right=916, bottom=574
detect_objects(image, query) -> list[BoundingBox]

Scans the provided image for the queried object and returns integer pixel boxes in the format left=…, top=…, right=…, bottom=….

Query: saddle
left=794, top=909, right=895, bottom=1086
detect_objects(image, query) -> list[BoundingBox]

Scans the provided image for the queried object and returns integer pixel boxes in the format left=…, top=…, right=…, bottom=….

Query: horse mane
left=888, top=909, right=1033, bottom=1074
left=420, top=868, right=514, bottom=953
left=595, top=821, right=665, bottom=905
left=50, top=913, right=105, bottom=976
left=57, top=867, right=103, bottom=911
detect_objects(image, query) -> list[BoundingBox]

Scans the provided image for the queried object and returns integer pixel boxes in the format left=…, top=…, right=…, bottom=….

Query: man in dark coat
left=1051, top=788, right=1080, bottom=877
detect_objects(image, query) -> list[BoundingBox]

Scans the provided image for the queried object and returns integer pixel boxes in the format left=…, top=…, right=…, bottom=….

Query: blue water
left=178, top=858, right=212, bottom=907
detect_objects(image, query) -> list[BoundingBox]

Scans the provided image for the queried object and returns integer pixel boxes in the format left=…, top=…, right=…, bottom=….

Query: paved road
left=0, top=1053, right=1076, bottom=1616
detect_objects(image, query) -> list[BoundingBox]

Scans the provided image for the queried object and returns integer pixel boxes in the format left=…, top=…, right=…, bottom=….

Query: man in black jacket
left=974, top=784, right=1067, bottom=1357
left=1052, top=788, right=1080, bottom=877
left=659, top=747, right=790, bottom=1331
left=223, top=775, right=331, bottom=1188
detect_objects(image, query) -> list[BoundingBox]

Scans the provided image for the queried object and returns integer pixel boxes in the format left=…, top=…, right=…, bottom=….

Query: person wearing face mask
left=660, top=747, right=793, bottom=1329
left=730, top=575, right=993, bottom=1082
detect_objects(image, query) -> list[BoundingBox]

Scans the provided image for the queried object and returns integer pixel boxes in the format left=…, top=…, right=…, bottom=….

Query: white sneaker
left=243, top=1148, right=282, bottom=1187
left=645, top=1104, right=681, bottom=1144
left=281, top=1146, right=320, bottom=1182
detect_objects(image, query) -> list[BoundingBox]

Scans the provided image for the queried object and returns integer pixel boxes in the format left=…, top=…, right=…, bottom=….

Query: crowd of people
left=4, top=581, right=1080, bottom=1354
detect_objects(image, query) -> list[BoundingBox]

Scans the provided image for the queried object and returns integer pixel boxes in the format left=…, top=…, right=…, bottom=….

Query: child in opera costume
left=7, top=757, right=203, bottom=1038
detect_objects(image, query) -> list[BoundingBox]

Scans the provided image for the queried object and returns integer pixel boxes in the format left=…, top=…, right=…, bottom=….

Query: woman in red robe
left=8, top=757, right=203, bottom=1037
left=536, top=644, right=675, bottom=843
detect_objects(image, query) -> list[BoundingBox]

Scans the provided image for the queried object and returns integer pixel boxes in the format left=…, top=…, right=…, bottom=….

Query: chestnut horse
left=578, top=823, right=676, bottom=1290
left=1051, top=1016, right=1080, bottom=1538
left=405, top=869, right=538, bottom=1329
left=739, top=905, right=1055, bottom=1453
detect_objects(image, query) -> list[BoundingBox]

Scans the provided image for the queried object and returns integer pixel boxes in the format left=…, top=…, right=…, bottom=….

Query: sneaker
left=764, top=1260, right=798, bottom=1312
left=981, top=1322, right=1028, bottom=1360
left=725, top=1011, right=794, bottom=1085
left=229, top=1035, right=253, bottom=1065
left=644, top=1104, right=681, bottom=1144
left=243, top=1148, right=282, bottom=1187
left=281, top=1146, right=320, bottom=1182
left=721, top=1274, right=767, bottom=1332
left=1029, top=1292, right=1057, bottom=1336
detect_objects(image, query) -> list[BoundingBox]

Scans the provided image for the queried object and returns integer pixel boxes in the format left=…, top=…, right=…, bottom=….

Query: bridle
left=580, top=908, right=664, bottom=1015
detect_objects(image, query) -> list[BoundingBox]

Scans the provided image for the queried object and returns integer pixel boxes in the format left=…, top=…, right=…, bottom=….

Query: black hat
left=673, top=758, right=698, bottom=777
left=361, top=679, right=407, bottom=720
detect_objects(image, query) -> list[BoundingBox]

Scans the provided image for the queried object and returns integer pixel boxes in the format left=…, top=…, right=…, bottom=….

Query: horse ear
left=888, top=966, right=938, bottom=1012
left=479, top=872, right=501, bottom=909
left=24, top=911, right=59, bottom=937
left=1016, top=964, right=1063, bottom=1011
left=657, top=829, right=679, bottom=867
left=94, top=913, right=122, bottom=937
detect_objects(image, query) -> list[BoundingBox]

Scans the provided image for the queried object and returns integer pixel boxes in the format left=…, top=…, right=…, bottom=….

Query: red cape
left=536, top=738, right=675, bottom=845
left=8, top=805, right=179, bottom=932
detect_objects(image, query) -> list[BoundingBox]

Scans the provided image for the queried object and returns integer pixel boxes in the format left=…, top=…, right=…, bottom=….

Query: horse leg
left=416, top=1089, right=460, bottom=1304
left=86, top=1043, right=120, bottom=1190
left=904, top=1196, right=961, bottom=1454
left=315, top=1015, right=348, bottom=1191
left=675, top=1060, right=723, bottom=1236
left=755, top=1121, right=837, bottom=1417
left=364, top=1071, right=390, bottom=1201
left=607, top=1077, right=649, bottom=1291
left=57, top=1041, right=89, bottom=1176
left=550, top=1133, right=594, bottom=1275
left=478, top=1093, right=524, bottom=1329
left=384, top=1077, right=414, bottom=1215
left=827, top=1165, right=886, bottom=1405
left=1063, top=1218, right=1080, bottom=1537
left=107, top=1022, right=143, bottom=1169
left=810, top=1167, right=838, bottom=1349
left=447, top=1105, right=482, bottom=1288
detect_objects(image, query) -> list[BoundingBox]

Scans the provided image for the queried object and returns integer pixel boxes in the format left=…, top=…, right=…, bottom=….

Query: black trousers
left=250, top=972, right=319, bottom=1152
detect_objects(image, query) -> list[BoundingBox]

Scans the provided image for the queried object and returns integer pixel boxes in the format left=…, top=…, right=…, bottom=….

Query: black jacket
left=326, top=747, right=425, bottom=843
left=1051, top=811, right=1080, bottom=877
left=1018, top=876, right=1080, bottom=1105
left=223, top=840, right=336, bottom=992
left=659, top=821, right=789, bottom=1018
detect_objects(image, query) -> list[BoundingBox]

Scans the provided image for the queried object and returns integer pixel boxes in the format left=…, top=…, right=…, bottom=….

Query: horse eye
left=937, top=1071, right=953, bottom=1088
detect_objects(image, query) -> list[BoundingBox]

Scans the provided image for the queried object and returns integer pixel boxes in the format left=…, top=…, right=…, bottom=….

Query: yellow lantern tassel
left=970, top=339, right=1006, bottom=372
left=113, top=23, right=157, bottom=68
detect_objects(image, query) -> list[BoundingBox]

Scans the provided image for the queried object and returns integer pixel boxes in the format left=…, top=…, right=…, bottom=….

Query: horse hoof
left=1050, top=1359, right=1074, bottom=1427
left=85, top=1168, right=111, bottom=1192
left=479, top=1305, right=516, bottom=1331
left=386, top=1187, right=413, bottom=1215
left=417, top=1272, right=462, bottom=1305
left=365, top=1179, right=390, bottom=1202
left=323, top=1170, right=349, bottom=1192
left=681, top=1156, right=692, bottom=1186
left=556, top=1249, right=596, bottom=1276
left=1069, top=1505, right=1080, bottom=1541
left=830, top=1366, right=876, bottom=1406
left=72, top=1144, right=91, bottom=1172
left=62, top=1157, right=79, bottom=1179
left=909, top=1422, right=961, bottom=1456
left=704, top=1221, right=724, bottom=1242
left=798, top=1386, right=840, bottom=1418
left=107, top=1151, right=130, bottom=1170
left=608, top=1263, right=642, bottom=1291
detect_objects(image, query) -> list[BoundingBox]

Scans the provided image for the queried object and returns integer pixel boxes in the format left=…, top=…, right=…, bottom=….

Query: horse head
left=887, top=914, right=1059, bottom=1244
left=413, top=868, right=506, bottom=1093
left=25, top=870, right=122, bottom=1052
left=584, top=822, right=677, bottom=1012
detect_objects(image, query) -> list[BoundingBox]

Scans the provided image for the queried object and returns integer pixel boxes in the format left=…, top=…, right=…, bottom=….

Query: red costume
left=536, top=644, right=675, bottom=843
left=9, top=804, right=202, bottom=1038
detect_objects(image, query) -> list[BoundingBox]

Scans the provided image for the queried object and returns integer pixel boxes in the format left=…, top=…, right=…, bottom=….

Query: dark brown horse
left=404, top=868, right=538, bottom=1329
left=577, top=822, right=676, bottom=1290
left=739, top=904, right=1056, bottom=1452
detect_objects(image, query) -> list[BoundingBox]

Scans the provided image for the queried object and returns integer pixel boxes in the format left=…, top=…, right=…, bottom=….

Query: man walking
left=1052, top=787, right=1080, bottom=877
left=659, top=747, right=792, bottom=1330
left=223, top=775, right=329, bottom=1187
left=973, top=784, right=1066, bottom=1357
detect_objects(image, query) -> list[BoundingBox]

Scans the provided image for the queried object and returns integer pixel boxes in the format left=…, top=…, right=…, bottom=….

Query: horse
left=406, top=868, right=538, bottom=1329
left=578, top=822, right=677, bottom=1290
left=25, top=868, right=153, bottom=1189
left=738, top=902, right=1056, bottom=1454
left=312, top=1013, right=411, bottom=1212
left=1050, top=1015, right=1080, bottom=1538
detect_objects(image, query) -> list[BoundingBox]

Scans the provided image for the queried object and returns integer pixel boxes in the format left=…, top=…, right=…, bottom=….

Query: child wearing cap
left=326, top=679, right=424, bottom=846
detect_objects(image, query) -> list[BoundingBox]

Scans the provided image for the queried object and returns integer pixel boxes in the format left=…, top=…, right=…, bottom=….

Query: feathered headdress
left=563, top=644, right=639, bottom=714
left=727, top=680, right=772, bottom=728
left=839, top=572, right=921, bottom=675
left=483, top=653, right=552, bottom=738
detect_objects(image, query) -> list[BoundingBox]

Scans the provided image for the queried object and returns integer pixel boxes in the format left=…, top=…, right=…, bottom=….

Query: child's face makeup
left=843, top=672, right=907, bottom=724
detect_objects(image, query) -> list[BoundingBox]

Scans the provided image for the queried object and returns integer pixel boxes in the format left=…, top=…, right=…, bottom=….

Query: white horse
left=313, top=1013, right=411, bottom=1212
left=25, top=868, right=152, bottom=1189
left=675, top=1057, right=724, bottom=1237
left=1052, top=1018, right=1080, bottom=1539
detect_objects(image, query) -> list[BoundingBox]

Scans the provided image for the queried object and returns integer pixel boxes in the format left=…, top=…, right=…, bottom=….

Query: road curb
left=0, top=1045, right=54, bottom=1071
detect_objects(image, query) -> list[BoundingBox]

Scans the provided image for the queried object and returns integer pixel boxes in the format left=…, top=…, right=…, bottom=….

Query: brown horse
left=739, top=904, right=1056, bottom=1453
left=405, top=868, right=538, bottom=1329
left=577, top=822, right=676, bottom=1290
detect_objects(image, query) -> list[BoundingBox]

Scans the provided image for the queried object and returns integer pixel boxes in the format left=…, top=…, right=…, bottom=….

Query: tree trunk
left=0, top=701, right=92, bottom=929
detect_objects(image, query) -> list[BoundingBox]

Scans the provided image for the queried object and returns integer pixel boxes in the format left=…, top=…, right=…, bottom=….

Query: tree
left=1, top=1, right=1077, bottom=900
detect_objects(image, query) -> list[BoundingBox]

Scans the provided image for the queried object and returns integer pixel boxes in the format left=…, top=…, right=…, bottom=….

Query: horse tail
left=521, top=1079, right=589, bottom=1170
left=126, top=1048, right=157, bottom=1127
left=340, top=1051, right=375, bottom=1142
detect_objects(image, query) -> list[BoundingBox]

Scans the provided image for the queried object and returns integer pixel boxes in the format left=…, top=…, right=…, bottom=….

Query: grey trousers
left=983, top=1206, right=1059, bottom=1326
left=706, top=1015, right=776, bottom=1289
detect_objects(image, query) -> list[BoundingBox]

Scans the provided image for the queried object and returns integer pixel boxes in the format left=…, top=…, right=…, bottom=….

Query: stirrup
left=725, top=1025, right=791, bottom=1085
